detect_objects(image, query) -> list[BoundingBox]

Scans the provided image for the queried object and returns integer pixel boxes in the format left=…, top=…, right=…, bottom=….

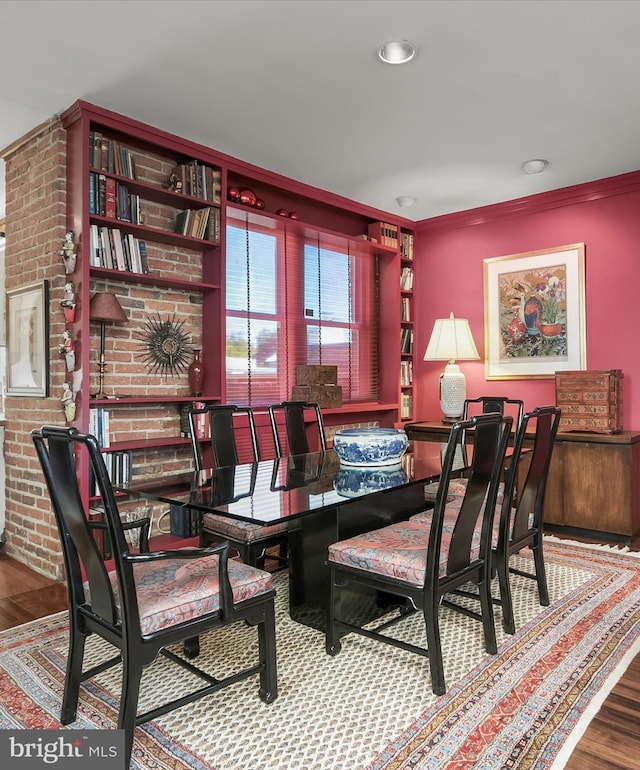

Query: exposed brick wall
left=4, top=119, right=68, bottom=579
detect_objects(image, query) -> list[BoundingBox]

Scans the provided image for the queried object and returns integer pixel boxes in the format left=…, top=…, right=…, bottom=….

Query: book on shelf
left=88, top=131, right=137, bottom=179
left=174, top=207, right=220, bottom=242
left=401, top=296, right=411, bottom=322
left=400, top=393, right=413, bottom=420
left=367, top=221, right=399, bottom=249
left=92, top=226, right=148, bottom=274
left=401, top=328, right=414, bottom=354
left=401, top=231, right=414, bottom=261
left=168, top=160, right=222, bottom=203
left=400, top=359, right=413, bottom=386
left=89, top=407, right=110, bottom=448
left=400, top=266, right=414, bottom=291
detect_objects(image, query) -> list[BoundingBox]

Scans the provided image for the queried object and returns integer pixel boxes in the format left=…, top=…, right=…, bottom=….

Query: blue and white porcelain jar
left=333, top=427, right=409, bottom=467
left=334, top=464, right=408, bottom=498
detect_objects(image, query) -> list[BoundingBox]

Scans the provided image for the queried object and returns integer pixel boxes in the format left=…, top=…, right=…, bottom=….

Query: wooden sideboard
left=405, top=421, right=640, bottom=542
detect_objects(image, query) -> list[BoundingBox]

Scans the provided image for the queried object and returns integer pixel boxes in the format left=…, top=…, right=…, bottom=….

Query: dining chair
left=31, top=425, right=277, bottom=767
left=268, top=401, right=327, bottom=458
left=414, top=404, right=561, bottom=635
left=325, top=412, right=512, bottom=696
left=188, top=403, right=289, bottom=570
left=423, top=396, right=525, bottom=504
left=492, top=404, right=561, bottom=633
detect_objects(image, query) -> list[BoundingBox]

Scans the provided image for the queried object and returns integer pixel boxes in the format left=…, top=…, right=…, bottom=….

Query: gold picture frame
left=6, top=280, right=49, bottom=397
left=483, top=244, right=585, bottom=380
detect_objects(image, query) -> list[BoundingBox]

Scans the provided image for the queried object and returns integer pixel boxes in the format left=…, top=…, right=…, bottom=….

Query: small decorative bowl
left=333, top=427, right=409, bottom=467
left=334, top=464, right=408, bottom=498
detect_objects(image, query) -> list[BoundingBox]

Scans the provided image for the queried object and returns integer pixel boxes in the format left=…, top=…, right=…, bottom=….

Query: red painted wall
left=413, top=172, right=640, bottom=428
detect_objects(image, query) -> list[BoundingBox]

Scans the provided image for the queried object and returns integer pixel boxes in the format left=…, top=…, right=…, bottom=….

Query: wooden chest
left=555, top=369, right=623, bottom=434
left=291, top=384, right=343, bottom=408
left=295, top=365, right=338, bottom=386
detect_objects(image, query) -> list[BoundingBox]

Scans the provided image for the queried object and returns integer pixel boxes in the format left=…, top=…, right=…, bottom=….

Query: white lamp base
left=439, top=363, right=466, bottom=421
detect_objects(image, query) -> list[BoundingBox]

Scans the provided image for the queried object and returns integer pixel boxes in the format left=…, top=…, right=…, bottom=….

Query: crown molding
left=416, top=170, right=640, bottom=234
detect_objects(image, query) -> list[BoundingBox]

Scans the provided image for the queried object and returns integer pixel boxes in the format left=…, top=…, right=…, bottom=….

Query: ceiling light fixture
left=377, top=40, right=418, bottom=65
left=521, top=159, right=549, bottom=174
left=396, top=195, right=417, bottom=208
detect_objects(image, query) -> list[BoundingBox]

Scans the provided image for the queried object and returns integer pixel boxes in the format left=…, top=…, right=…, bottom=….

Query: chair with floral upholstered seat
left=412, top=404, right=560, bottom=635
left=32, top=425, right=277, bottom=768
left=325, top=412, right=512, bottom=696
left=423, top=396, right=524, bottom=506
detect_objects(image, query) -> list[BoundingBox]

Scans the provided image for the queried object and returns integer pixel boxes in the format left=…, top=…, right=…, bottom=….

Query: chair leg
left=478, top=572, right=497, bottom=655
left=118, top=655, right=144, bottom=768
left=532, top=533, right=550, bottom=607
left=424, top=594, right=445, bottom=696
left=325, top=566, right=342, bottom=656
left=61, top=615, right=87, bottom=724
left=496, top=550, right=516, bottom=635
left=258, top=603, right=278, bottom=704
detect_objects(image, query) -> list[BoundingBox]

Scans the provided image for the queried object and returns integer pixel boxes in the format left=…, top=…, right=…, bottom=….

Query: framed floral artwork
left=6, top=280, right=49, bottom=396
left=483, top=244, right=586, bottom=380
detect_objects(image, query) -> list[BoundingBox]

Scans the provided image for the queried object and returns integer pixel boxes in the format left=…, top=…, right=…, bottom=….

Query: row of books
left=401, top=328, right=414, bottom=354
left=400, top=266, right=414, bottom=291
left=89, top=225, right=149, bottom=274
left=89, top=407, right=111, bottom=447
left=401, top=231, right=414, bottom=260
left=89, top=131, right=137, bottom=180
left=90, top=451, right=131, bottom=496
left=401, top=296, right=411, bottom=322
left=400, top=360, right=413, bottom=386
left=367, top=221, right=399, bottom=248
left=400, top=393, right=413, bottom=420
left=89, top=173, right=142, bottom=224
left=168, top=160, right=222, bottom=204
left=174, top=207, right=221, bottom=242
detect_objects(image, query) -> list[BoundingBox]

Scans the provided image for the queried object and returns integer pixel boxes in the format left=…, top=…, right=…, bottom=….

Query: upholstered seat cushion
left=424, top=478, right=506, bottom=505
left=411, top=501, right=532, bottom=549
left=201, top=513, right=288, bottom=544
left=327, top=512, right=481, bottom=586
left=89, top=557, right=273, bottom=635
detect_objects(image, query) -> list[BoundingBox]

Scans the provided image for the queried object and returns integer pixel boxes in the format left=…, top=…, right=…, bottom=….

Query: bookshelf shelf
left=89, top=266, right=220, bottom=292
left=89, top=215, right=220, bottom=249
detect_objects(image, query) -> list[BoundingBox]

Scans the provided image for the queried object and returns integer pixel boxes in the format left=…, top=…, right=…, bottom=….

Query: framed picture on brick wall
left=6, top=280, right=49, bottom=397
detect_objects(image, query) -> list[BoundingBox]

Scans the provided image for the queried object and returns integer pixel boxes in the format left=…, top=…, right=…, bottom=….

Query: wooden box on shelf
left=555, top=369, right=623, bottom=434
left=295, top=365, right=338, bottom=386
left=291, top=385, right=342, bottom=408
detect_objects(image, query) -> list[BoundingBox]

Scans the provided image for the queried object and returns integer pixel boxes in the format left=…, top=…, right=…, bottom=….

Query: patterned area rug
left=1, top=539, right=640, bottom=770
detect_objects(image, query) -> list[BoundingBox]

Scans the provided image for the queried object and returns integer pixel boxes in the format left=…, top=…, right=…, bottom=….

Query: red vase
left=508, top=314, right=526, bottom=343
left=188, top=349, right=204, bottom=396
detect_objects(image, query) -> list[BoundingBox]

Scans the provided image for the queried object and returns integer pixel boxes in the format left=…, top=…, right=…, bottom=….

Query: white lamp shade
left=423, top=313, right=480, bottom=362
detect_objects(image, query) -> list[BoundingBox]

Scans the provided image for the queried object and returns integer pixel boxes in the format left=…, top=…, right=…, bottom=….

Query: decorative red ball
left=239, top=188, right=257, bottom=206
left=255, top=199, right=265, bottom=209
left=288, top=212, right=300, bottom=220
left=227, top=186, right=239, bottom=201
left=276, top=208, right=288, bottom=217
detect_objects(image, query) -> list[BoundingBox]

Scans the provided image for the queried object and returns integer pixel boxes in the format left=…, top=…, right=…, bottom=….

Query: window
left=225, top=208, right=378, bottom=406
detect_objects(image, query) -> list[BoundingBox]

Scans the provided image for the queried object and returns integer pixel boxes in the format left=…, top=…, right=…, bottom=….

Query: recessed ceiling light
left=377, top=40, right=418, bottom=65
left=396, top=196, right=417, bottom=208
left=521, top=159, right=549, bottom=174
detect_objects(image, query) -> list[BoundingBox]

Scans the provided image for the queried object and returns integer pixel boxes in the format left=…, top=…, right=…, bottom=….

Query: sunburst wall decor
left=136, top=312, right=192, bottom=377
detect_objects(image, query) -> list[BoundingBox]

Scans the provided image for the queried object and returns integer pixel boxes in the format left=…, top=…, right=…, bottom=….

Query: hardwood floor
left=0, top=549, right=638, bottom=767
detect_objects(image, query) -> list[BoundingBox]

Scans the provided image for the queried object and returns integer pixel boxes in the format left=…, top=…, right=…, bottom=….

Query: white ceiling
left=2, top=0, right=640, bottom=223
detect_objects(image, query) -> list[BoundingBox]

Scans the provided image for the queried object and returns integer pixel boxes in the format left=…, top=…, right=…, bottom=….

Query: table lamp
left=90, top=292, right=127, bottom=399
left=424, top=312, right=480, bottom=422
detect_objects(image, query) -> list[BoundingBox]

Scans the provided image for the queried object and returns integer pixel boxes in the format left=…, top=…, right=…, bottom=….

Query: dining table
left=115, top=438, right=462, bottom=632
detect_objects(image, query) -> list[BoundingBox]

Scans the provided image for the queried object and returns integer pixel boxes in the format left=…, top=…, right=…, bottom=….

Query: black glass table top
left=115, top=440, right=459, bottom=526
